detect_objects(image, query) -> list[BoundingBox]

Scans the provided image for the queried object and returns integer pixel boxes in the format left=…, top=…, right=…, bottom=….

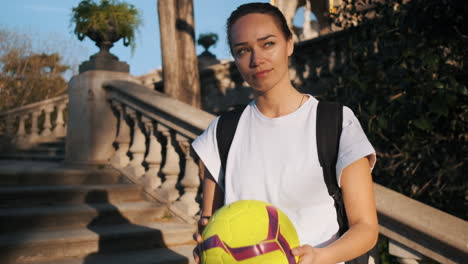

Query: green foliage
left=70, top=0, right=142, bottom=51
left=197, top=33, right=219, bottom=52
left=325, top=0, right=467, bottom=219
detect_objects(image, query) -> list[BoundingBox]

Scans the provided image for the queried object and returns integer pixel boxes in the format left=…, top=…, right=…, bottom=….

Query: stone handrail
left=0, top=94, right=68, bottom=117
left=0, top=94, right=68, bottom=149
left=100, top=80, right=468, bottom=263
left=104, top=80, right=214, bottom=139
left=375, top=184, right=467, bottom=263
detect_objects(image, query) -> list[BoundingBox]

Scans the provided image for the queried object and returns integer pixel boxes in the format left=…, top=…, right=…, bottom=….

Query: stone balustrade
left=0, top=95, right=68, bottom=150
left=104, top=80, right=215, bottom=220
left=103, top=79, right=467, bottom=263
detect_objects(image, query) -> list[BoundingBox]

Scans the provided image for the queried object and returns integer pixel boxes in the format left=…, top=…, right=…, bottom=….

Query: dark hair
left=226, top=3, right=292, bottom=53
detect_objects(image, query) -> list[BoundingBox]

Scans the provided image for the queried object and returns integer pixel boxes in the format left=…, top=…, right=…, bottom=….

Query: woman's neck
left=254, top=80, right=306, bottom=118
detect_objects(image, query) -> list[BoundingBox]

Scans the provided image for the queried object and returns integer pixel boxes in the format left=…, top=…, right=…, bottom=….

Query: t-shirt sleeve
left=191, top=116, right=223, bottom=186
left=336, top=106, right=376, bottom=187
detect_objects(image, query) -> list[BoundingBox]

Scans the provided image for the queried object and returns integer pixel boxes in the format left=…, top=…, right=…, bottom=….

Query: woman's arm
left=201, top=165, right=225, bottom=217
left=292, top=157, right=379, bottom=263
left=194, top=164, right=225, bottom=263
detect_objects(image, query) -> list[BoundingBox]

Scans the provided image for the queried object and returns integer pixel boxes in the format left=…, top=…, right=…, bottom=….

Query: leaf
left=413, top=118, right=433, bottom=130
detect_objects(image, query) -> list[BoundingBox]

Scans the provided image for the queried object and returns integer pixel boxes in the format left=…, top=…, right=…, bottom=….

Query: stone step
left=35, top=140, right=65, bottom=149
left=0, top=165, right=123, bottom=186
left=0, top=201, right=171, bottom=232
left=27, top=245, right=196, bottom=264
left=0, top=222, right=196, bottom=264
left=0, top=184, right=143, bottom=208
left=0, top=152, right=65, bottom=161
left=20, top=146, right=65, bottom=154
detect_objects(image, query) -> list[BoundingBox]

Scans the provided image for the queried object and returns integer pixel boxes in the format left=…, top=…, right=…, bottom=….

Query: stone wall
left=290, top=27, right=357, bottom=97
left=198, top=61, right=253, bottom=115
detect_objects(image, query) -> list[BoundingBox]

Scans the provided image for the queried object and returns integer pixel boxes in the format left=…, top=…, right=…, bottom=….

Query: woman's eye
left=235, top=48, right=248, bottom=57
left=264, top=41, right=275, bottom=47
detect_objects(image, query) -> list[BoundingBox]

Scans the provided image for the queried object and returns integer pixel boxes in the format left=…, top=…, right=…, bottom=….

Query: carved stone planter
left=79, top=27, right=129, bottom=73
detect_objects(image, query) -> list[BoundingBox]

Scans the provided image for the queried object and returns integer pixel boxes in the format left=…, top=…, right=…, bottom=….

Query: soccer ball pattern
left=201, top=200, right=300, bottom=264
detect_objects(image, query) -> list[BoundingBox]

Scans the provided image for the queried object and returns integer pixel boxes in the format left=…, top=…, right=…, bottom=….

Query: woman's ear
left=287, top=37, right=294, bottom=56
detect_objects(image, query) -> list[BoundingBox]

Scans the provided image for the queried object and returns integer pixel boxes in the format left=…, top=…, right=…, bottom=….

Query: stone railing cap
left=103, top=80, right=216, bottom=139
left=0, top=94, right=69, bottom=118
left=375, top=183, right=468, bottom=262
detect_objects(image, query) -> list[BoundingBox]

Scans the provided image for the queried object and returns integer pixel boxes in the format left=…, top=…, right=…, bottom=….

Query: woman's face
left=230, top=13, right=293, bottom=93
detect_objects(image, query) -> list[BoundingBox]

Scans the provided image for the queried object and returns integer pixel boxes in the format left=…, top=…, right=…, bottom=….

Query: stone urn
left=79, top=26, right=130, bottom=73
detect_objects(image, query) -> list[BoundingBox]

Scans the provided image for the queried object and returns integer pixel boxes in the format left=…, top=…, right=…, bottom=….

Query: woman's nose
left=249, top=49, right=264, bottom=68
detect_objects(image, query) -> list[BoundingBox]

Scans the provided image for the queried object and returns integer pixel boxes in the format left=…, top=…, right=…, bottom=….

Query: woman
left=192, top=3, right=378, bottom=264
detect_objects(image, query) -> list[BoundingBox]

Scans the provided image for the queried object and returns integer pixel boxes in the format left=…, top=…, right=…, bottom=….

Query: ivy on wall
left=296, top=0, right=467, bottom=219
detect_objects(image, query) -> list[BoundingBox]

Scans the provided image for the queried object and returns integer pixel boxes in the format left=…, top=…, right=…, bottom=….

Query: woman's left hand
left=292, top=245, right=333, bottom=264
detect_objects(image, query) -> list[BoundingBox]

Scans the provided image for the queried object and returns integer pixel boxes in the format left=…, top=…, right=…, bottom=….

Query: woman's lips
left=254, top=69, right=272, bottom=78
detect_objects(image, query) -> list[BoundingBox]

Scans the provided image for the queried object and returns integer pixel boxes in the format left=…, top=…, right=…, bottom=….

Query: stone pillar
left=65, top=70, right=137, bottom=165
left=309, top=0, right=332, bottom=35
left=274, top=0, right=299, bottom=34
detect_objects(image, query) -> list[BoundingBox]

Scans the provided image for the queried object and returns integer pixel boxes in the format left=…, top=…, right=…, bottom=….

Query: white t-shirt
left=192, top=95, right=376, bottom=248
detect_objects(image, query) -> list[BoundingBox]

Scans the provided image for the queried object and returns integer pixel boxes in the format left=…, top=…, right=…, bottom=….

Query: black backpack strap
left=316, top=101, right=348, bottom=234
left=216, top=106, right=247, bottom=190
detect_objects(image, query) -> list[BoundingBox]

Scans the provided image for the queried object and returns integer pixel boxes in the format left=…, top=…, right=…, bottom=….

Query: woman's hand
left=192, top=216, right=210, bottom=263
left=292, top=245, right=333, bottom=264
left=193, top=166, right=225, bottom=263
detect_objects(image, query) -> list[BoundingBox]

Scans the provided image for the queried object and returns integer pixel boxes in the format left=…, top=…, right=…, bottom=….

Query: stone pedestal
left=79, top=51, right=129, bottom=73
left=65, top=70, right=137, bottom=165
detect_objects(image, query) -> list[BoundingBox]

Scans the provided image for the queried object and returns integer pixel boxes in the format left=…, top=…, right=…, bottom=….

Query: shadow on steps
left=83, top=190, right=189, bottom=264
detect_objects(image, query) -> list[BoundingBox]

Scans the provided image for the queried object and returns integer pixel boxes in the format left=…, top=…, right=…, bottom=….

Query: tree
left=158, top=0, right=200, bottom=107
left=0, top=28, right=70, bottom=112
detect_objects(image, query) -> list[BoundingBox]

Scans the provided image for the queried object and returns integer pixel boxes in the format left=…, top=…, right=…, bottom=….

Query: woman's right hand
left=193, top=216, right=210, bottom=263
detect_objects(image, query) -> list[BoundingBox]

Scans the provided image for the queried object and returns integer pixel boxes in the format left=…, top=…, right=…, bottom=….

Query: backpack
left=216, top=101, right=375, bottom=264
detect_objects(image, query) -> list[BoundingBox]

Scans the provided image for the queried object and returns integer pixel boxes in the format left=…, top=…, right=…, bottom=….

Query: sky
left=0, top=0, right=308, bottom=78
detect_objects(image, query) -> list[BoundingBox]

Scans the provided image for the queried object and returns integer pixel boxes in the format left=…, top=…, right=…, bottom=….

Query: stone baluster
left=5, top=116, right=14, bottom=135
left=109, top=102, right=131, bottom=168
left=40, top=104, right=54, bottom=139
left=14, top=113, right=28, bottom=148
left=141, top=117, right=163, bottom=192
left=16, top=114, right=27, bottom=138
left=53, top=102, right=67, bottom=137
left=389, top=239, right=427, bottom=264
left=28, top=110, right=41, bottom=144
left=122, top=109, right=146, bottom=179
left=173, top=135, right=201, bottom=216
left=158, top=126, right=180, bottom=202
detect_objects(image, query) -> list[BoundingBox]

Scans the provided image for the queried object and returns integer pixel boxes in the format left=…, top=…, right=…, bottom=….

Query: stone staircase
left=0, top=161, right=196, bottom=264
left=0, top=138, right=66, bottom=161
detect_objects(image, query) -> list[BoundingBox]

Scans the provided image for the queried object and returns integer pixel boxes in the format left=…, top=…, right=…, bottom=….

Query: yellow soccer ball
left=200, top=200, right=300, bottom=264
